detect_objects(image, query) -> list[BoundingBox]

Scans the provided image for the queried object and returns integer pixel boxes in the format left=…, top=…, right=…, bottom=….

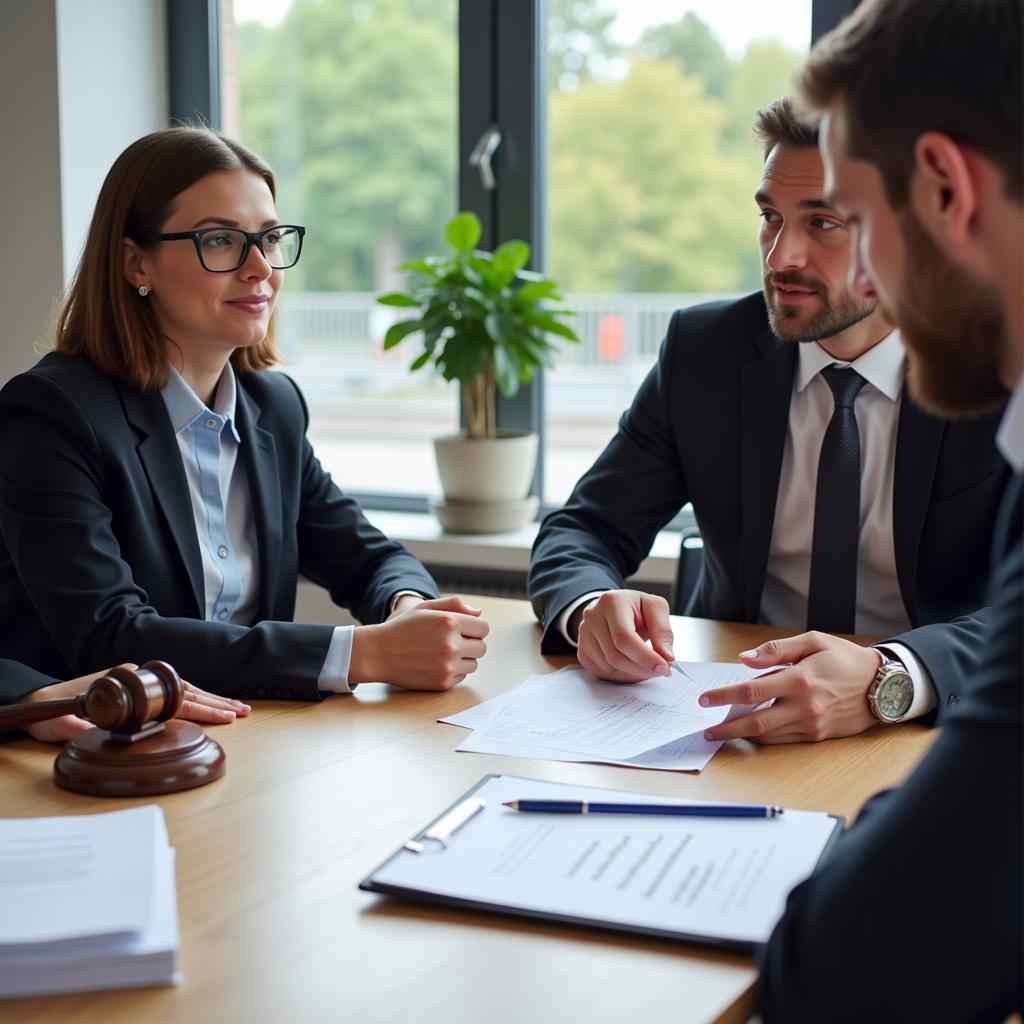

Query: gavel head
left=74, top=661, right=184, bottom=735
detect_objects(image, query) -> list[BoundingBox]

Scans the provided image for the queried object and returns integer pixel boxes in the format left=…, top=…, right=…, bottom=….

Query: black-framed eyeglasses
left=137, top=224, right=305, bottom=272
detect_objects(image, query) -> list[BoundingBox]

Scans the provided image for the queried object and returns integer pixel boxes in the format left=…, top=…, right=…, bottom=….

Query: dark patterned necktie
left=806, top=366, right=867, bottom=634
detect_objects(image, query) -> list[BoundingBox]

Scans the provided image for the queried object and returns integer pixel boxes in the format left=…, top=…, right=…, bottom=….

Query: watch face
left=877, top=671, right=914, bottom=720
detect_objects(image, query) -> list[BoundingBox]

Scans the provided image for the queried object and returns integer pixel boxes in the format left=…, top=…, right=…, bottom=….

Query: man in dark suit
left=756, top=0, right=1022, bottom=1019
left=529, top=96, right=1006, bottom=744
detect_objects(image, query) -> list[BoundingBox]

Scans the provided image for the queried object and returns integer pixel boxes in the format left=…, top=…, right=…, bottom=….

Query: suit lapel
left=119, top=384, right=206, bottom=616
left=892, top=393, right=945, bottom=622
left=235, top=384, right=282, bottom=617
left=739, top=331, right=797, bottom=620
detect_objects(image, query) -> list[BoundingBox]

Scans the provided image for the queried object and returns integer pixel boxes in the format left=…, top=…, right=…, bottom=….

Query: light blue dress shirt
left=160, top=364, right=356, bottom=694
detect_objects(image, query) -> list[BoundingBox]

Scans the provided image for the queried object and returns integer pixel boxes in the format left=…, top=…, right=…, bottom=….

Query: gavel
left=0, top=661, right=183, bottom=738
left=0, top=661, right=225, bottom=796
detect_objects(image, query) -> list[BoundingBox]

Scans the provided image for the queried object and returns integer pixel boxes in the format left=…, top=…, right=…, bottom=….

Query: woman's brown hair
left=55, top=126, right=282, bottom=391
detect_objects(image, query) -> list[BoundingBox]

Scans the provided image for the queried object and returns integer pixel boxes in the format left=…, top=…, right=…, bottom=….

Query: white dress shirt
left=997, top=373, right=1024, bottom=471
left=559, top=330, right=935, bottom=719
left=161, top=365, right=357, bottom=694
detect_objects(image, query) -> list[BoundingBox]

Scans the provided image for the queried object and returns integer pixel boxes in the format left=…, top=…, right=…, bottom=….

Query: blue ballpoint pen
left=502, top=799, right=784, bottom=818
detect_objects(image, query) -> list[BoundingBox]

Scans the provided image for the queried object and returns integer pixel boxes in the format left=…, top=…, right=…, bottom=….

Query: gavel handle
left=0, top=697, right=83, bottom=731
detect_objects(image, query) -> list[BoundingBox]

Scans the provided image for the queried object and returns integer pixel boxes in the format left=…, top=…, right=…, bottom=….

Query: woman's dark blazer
left=0, top=660, right=57, bottom=705
left=0, top=352, right=440, bottom=701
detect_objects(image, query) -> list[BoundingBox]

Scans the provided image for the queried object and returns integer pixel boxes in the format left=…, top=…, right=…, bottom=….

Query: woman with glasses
left=0, top=127, right=488, bottom=707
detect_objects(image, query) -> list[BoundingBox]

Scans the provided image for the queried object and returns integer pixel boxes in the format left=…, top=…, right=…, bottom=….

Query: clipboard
left=360, top=774, right=844, bottom=953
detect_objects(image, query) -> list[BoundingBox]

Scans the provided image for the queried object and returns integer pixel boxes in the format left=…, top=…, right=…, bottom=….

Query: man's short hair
left=797, top=0, right=1023, bottom=206
left=752, top=97, right=819, bottom=161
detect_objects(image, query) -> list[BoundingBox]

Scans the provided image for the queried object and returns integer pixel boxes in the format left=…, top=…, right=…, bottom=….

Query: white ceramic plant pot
left=430, top=431, right=540, bottom=534
left=433, top=430, right=538, bottom=502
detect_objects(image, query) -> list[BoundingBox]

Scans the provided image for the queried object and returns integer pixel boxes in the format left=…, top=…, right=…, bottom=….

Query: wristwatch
left=866, top=652, right=914, bottom=723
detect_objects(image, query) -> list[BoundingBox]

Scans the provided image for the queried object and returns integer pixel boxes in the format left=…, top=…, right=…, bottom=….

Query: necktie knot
left=821, top=366, right=866, bottom=409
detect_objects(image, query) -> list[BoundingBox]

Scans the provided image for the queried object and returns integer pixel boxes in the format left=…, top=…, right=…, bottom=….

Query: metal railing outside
left=278, top=290, right=737, bottom=392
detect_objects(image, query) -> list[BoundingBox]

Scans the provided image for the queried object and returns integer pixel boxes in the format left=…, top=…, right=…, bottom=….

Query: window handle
left=469, top=124, right=502, bottom=190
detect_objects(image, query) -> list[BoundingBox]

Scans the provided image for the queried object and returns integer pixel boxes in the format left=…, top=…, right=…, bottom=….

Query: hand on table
left=22, top=665, right=251, bottom=742
left=698, top=632, right=881, bottom=744
left=350, top=595, right=490, bottom=691
left=574, top=590, right=676, bottom=683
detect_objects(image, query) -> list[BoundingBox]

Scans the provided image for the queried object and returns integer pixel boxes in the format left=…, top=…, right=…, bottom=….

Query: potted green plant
left=377, top=211, right=580, bottom=532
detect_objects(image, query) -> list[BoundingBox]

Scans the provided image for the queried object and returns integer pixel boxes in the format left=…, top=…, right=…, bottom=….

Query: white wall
left=0, top=0, right=167, bottom=386
left=0, top=1, right=64, bottom=384
left=57, top=0, right=168, bottom=283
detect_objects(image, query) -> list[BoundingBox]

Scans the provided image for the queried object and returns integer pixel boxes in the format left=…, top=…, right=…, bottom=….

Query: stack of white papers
left=0, top=805, right=180, bottom=999
left=442, top=662, right=772, bottom=772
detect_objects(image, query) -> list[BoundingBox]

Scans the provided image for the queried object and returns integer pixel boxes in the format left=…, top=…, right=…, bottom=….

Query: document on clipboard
left=359, top=775, right=843, bottom=951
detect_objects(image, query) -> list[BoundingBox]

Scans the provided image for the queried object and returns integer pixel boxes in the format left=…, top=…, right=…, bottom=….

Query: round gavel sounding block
left=54, top=661, right=226, bottom=797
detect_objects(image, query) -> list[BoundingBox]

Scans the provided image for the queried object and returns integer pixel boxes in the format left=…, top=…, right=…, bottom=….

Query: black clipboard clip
left=403, top=797, right=486, bottom=853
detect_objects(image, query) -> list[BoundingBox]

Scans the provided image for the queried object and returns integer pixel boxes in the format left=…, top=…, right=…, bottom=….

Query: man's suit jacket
left=757, top=473, right=1023, bottom=1022
left=0, top=352, right=440, bottom=701
left=529, top=293, right=1008, bottom=716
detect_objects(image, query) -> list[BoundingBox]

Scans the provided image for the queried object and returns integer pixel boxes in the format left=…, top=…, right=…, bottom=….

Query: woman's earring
left=138, top=285, right=150, bottom=297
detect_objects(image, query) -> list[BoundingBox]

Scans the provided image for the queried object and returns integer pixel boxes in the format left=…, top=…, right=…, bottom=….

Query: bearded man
left=757, top=0, right=1022, bottom=1019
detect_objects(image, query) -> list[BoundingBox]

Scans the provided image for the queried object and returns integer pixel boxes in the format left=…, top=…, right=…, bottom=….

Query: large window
left=210, top=0, right=834, bottom=514
left=224, top=0, right=459, bottom=499
left=544, top=0, right=810, bottom=502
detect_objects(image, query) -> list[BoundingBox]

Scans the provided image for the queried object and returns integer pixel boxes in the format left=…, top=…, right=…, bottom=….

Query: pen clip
left=404, top=797, right=486, bottom=854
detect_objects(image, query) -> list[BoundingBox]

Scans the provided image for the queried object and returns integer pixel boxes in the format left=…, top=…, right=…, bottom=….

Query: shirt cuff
left=874, top=642, right=936, bottom=720
left=389, top=590, right=428, bottom=615
left=317, top=624, right=356, bottom=694
left=557, top=591, right=608, bottom=647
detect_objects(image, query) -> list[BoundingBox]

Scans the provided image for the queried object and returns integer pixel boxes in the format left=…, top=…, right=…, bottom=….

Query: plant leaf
left=493, top=239, right=530, bottom=277
left=445, top=212, right=482, bottom=253
left=396, top=259, right=438, bottom=277
left=461, top=258, right=486, bottom=287
left=409, top=350, right=433, bottom=371
left=493, top=345, right=520, bottom=397
left=382, top=318, right=423, bottom=350
left=376, top=291, right=421, bottom=308
left=516, top=279, right=561, bottom=303
left=523, top=335, right=557, bottom=368
left=523, top=311, right=581, bottom=343
left=483, top=313, right=510, bottom=346
left=540, top=319, right=581, bottom=342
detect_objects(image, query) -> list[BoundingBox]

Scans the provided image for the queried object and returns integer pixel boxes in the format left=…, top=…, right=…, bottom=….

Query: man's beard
left=889, top=208, right=1009, bottom=419
left=763, top=271, right=876, bottom=344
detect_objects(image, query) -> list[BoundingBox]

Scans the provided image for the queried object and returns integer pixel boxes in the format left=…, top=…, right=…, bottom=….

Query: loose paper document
left=363, top=774, right=839, bottom=948
left=0, top=805, right=179, bottom=998
left=441, top=662, right=772, bottom=771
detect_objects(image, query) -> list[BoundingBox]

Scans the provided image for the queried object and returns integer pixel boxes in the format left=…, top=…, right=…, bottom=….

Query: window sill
left=362, top=509, right=681, bottom=585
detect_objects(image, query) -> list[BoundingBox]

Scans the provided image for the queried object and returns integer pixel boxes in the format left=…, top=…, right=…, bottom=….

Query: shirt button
left=206, top=418, right=217, bottom=429
left=218, top=608, right=228, bottom=620
left=218, top=545, right=228, bottom=558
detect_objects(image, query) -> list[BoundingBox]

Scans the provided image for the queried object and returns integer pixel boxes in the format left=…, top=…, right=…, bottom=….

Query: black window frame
left=172, top=0, right=857, bottom=517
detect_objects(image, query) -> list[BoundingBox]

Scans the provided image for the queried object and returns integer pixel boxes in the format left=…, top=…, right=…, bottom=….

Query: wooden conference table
left=0, top=597, right=936, bottom=1024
